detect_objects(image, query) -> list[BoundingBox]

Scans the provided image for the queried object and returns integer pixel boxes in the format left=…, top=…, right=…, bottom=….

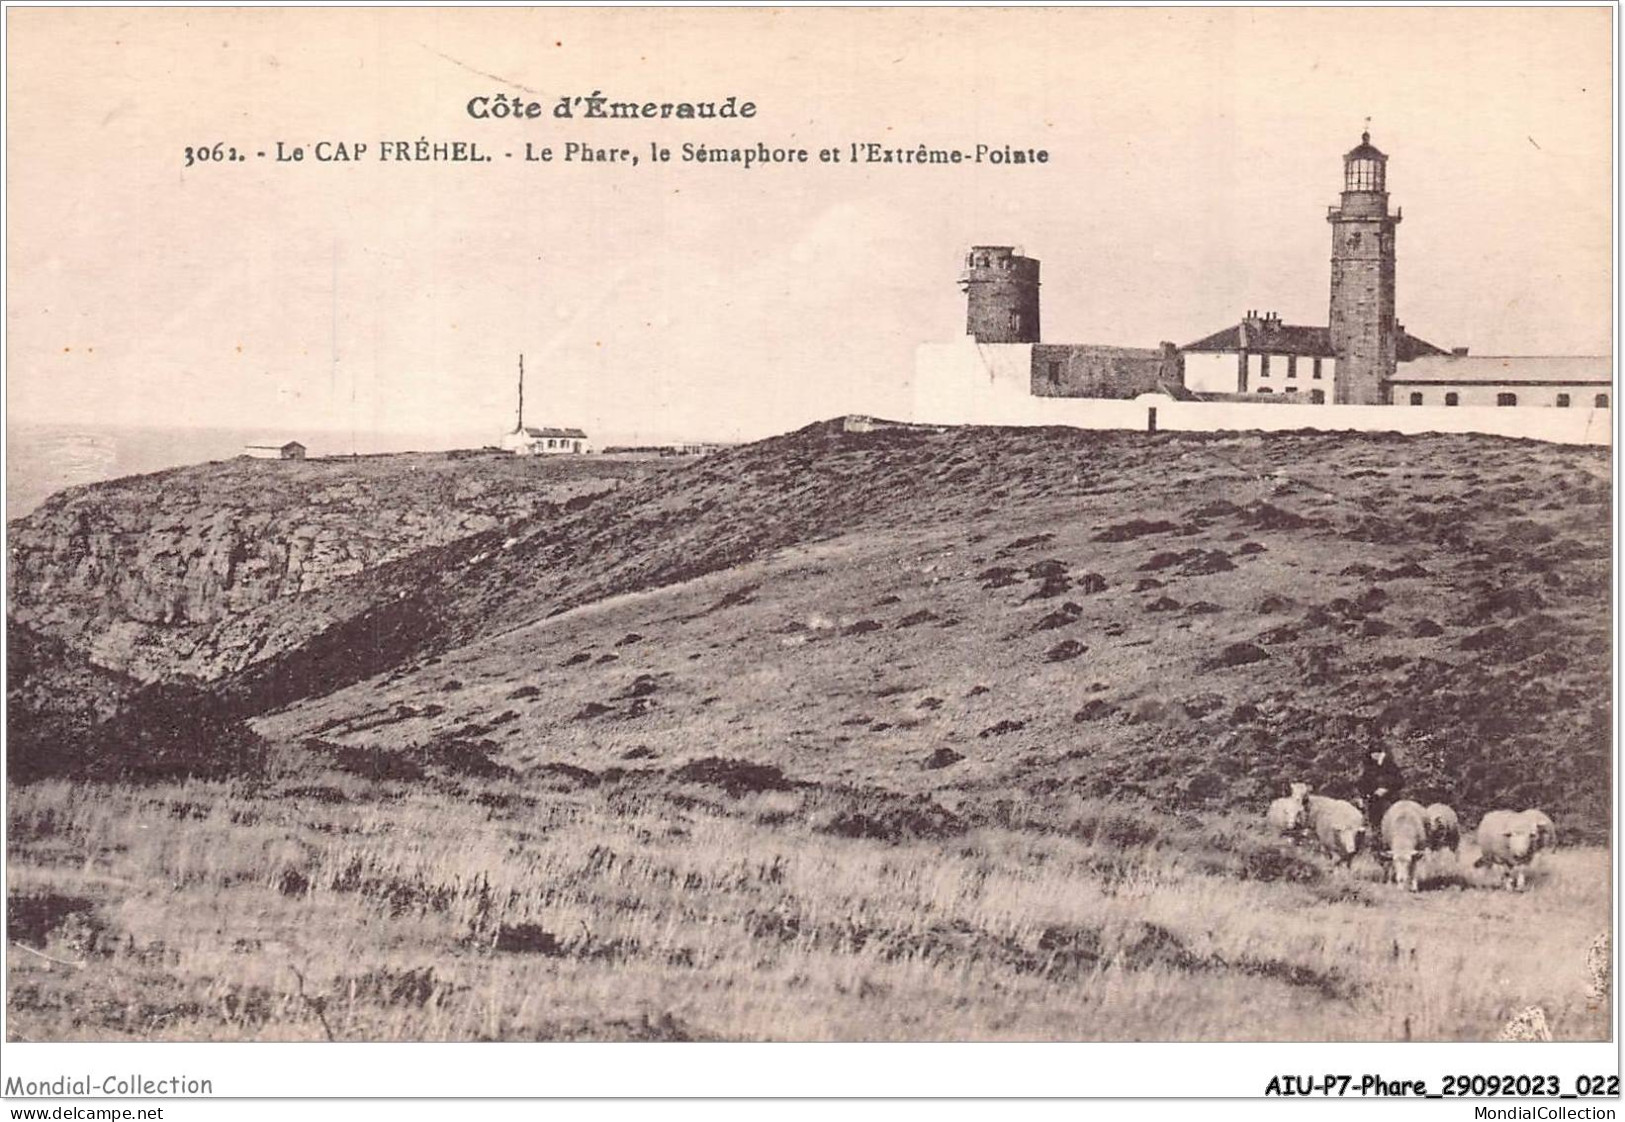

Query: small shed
left=245, top=441, right=307, bottom=460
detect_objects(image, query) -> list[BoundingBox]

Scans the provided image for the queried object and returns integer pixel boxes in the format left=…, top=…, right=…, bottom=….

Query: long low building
left=1386, top=355, right=1611, bottom=409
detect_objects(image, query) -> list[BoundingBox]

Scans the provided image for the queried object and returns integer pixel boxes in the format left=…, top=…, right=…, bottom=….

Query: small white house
left=244, top=441, right=306, bottom=460
left=501, top=426, right=590, bottom=455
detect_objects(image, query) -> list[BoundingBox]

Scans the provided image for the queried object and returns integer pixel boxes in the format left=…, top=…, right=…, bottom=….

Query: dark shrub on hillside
left=923, top=747, right=964, bottom=770
left=1181, top=770, right=1227, bottom=804
left=419, top=735, right=512, bottom=779
left=1045, top=640, right=1087, bottom=663
left=977, top=567, right=1020, bottom=589
left=1140, top=551, right=1187, bottom=572
left=310, top=739, right=425, bottom=782
left=673, top=757, right=794, bottom=796
left=10, top=681, right=269, bottom=785
left=493, top=924, right=566, bottom=956
left=6, top=891, right=103, bottom=949
left=1074, top=699, right=1116, bottom=722
left=1210, top=643, right=1269, bottom=669
left=1182, top=551, right=1234, bottom=575
left=1094, top=519, right=1178, bottom=543
left=821, top=796, right=964, bottom=842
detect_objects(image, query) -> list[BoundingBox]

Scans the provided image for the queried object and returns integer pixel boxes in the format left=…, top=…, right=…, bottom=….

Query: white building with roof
left=1387, top=355, right=1611, bottom=410
left=500, top=355, right=591, bottom=454
left=501, top=426, right=591, bottom=455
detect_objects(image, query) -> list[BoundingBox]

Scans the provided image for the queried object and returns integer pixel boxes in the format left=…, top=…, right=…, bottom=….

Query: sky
left=6, top=7, right=1613, bottom=446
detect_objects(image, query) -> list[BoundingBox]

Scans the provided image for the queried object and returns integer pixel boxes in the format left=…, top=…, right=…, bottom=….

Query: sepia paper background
left=6, top=7, right=1613, bottom=449
left=3, top=4, right=1617, bottom=1102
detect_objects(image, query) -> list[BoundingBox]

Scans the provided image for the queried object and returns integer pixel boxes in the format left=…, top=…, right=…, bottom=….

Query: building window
left=1497, top=392, right=1518, bottom=407
left=1596, top=393, right=1610, bottom=409
left=1259, top=355, right=1271, bottom=378
left=1445, top=392, right=1459, bottom=406
left=1312, top=359, right=1323, bottom=380
left=1309, top=389, right=1325, bottom=404
left=1409, top=392, right=1423, bottom=406
left=1258, top=387, right=1274, bottom=394
left=1009, top=312, right=1021, bottom=333
left=1284, top=385, right=1298, bottom=394
left=1556, top=393, right=1571, bottom=408
left=1047, top=361, right=1061, bottom=386
left=1287, top=356, right=1297, bottom=378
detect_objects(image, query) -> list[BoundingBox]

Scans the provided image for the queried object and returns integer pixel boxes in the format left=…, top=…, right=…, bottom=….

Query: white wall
left=1394, top=383, right=1611, bottom=409
left=1184, top=352, right=1235, bottom=394
left=1151, top=398, right=1609, bottom=445
left=911, top=341, right=1610, bottom=446
left=1180, top=352, right=1335, bottom=396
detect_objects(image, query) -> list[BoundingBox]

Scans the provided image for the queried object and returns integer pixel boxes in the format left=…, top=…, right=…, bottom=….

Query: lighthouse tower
left=960, top=246, right=1041, bottom=344
left=1327, top=132, right=1400, bottom=405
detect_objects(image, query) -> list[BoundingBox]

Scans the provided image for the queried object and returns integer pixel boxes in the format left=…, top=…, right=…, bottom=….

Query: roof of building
left=517, top=426, right=589, bottom=439
left=245, top=441, right=305, bottom=449
left=1388, top=355, right=1613, bottom=385
left=1181, top=321, right=1335, bottom=357
left=1397, top=332, right=1450, bottom=361
left=1345, top=131, right=1386, bottom=162
left=1182, top=319, right=1449, bottom=361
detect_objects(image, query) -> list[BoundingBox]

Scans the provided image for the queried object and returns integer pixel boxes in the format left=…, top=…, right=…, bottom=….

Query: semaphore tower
left=960, top=246, right=1041, bottom=344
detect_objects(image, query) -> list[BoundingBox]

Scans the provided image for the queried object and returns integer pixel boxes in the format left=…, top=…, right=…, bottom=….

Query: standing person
left=1357, top=744, right=1405, bottom=847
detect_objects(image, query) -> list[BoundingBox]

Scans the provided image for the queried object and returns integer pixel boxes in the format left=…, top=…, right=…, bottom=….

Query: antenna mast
left=516, top=354, right=525, bottom=432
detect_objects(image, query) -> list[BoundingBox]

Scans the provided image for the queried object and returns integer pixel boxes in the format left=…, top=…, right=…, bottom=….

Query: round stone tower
left=1327, top=132, right=1401, bottom=405
left=960, top=246, right=1040, bottom=344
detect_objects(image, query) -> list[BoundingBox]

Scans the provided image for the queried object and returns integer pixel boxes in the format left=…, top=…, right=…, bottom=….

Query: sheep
left=1474, top=809, right=1543, bottom=890
left=1422, top=803, right=1461, bottom=856
left=1381, top=800, right=1429, bottom=891
left=1524, top=809, right=1557, bottom=852
left=1305, top=794, right=1366, bottom=867
left=1266, top=782, right=1311, bottom=839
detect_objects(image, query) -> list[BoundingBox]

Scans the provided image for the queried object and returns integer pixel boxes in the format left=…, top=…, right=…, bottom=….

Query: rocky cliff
left=8, top=452, right=660, bottom=681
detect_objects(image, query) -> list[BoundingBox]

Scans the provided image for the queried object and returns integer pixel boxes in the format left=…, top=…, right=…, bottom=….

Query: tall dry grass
left=7, top=767, right=1609, bottom=1042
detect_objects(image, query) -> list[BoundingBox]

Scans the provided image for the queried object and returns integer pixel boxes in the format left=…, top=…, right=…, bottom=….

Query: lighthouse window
left=1047, top=361, right=1061, bottom=386
left=1445, top=393, right=1460, bottom=406
left=1409, top=392, right=1424, bottom=406
left=1348, top=231, right=1361, bottom=250
left=1596, top=394, right=1610, bottom=408
left=1497, top=393, right=1518, bottom=407
left=1556, top=393, right=1571, bottom=408
left=1009, top=312, right=1022, bottom=333
left=1347, top=159, right=1382, bottom=191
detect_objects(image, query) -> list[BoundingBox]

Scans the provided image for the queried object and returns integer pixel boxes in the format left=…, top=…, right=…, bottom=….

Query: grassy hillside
left=250, top=421, right=1612, bottom=837
left=6, top=422, right=1612, bottom=1041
